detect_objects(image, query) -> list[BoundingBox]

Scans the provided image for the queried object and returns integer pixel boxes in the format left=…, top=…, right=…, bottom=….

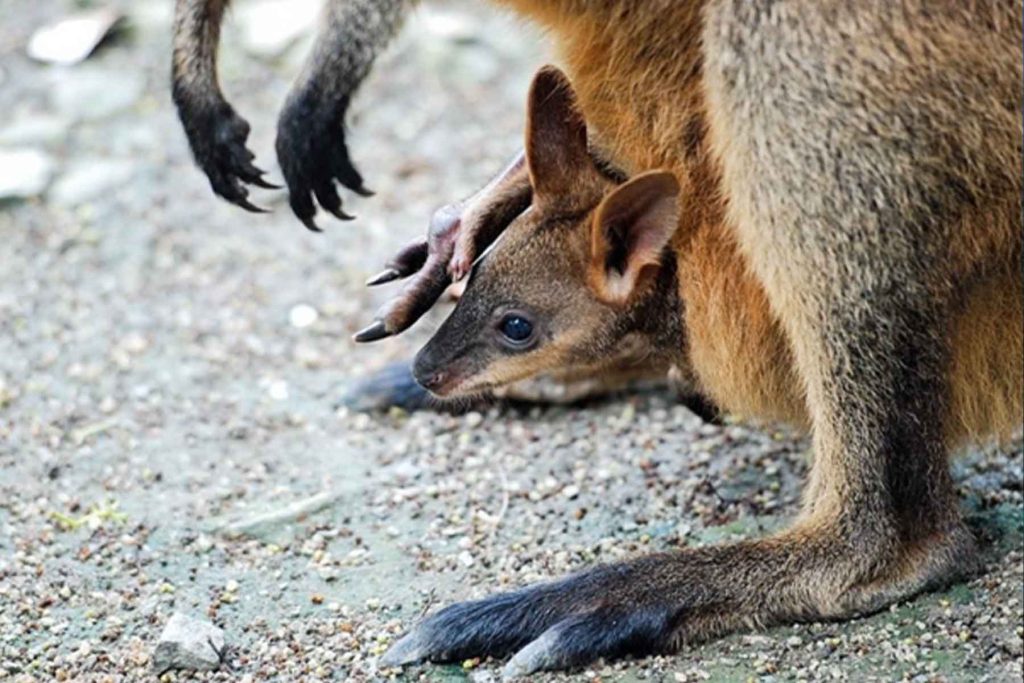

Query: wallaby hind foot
left=383, top=513, right=977, bottom=678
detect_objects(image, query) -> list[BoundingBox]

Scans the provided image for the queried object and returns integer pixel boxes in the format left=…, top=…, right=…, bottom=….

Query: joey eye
left=498, top=314, right=534, bottom=345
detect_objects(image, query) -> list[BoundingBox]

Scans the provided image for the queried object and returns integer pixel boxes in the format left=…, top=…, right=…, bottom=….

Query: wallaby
left=375, top=9, right=1020, bottom=677
left=379, top=63, right=1023, bottom=678
left=175, top=0, right=1024, bottom=676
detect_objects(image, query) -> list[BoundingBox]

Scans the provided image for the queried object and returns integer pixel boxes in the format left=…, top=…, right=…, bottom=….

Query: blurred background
left=0, top=1, right=1020, bottom=681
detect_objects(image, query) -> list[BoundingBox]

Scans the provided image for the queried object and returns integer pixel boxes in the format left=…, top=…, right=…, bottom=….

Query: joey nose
left=415, top=368, right=447, bottom=393
left=412, top=352, right=445, bottom=392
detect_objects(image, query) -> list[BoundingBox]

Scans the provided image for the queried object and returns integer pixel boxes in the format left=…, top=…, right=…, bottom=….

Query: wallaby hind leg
left=381, top=348, right=975, bottom=675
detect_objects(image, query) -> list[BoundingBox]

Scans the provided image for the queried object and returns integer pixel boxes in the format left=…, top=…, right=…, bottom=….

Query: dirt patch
left=0, top=2, right=1020, bottom=681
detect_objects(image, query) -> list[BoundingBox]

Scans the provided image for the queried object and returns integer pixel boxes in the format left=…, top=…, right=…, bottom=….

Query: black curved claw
left=276, top=90, right=369, bottom=230
left=367, top=239, right=429, bottom=288
left=331, top=136, right=372, bottom=197
left=367, top=268, right=401, bottom=286
left=250, top=174, right=281, bottom=190
left=228, top=149, right=281, bottom=190
left=207, top=169, right=269, bottom=214
left=313, top=177, right=355, bottom=221
left=289, top=191, right=322, bottom=232
left=234, top=197, right=270, bottom=214
left=353, top=320, right=391, bottom=343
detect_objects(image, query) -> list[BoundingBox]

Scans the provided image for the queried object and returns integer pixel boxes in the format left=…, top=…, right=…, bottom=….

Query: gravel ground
left=0, top=2, right=1021, bottom=682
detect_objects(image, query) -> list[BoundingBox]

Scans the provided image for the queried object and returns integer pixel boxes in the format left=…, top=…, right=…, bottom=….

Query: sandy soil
left=0, top=1, right=1021, bottom=681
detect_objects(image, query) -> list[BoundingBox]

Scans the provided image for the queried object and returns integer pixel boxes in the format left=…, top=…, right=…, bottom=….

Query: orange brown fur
left=490, top=1, right=808, bottom=426
left=946, top=256, right=1023, bottom=446
left=499, top=0, right=1022, bottom=443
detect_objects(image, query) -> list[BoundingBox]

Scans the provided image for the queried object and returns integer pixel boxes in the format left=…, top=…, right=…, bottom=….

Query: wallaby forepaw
left=276, top=92, right=370, bottom=232
left=354, top=202, right=465, bottom=341
left=179, top=97, right=276, bottom=212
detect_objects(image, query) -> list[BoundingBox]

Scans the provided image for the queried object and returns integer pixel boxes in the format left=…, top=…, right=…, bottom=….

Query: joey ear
left=524, top=65, right=590, bottom=198
left=588, top=170, right=680, bottom=305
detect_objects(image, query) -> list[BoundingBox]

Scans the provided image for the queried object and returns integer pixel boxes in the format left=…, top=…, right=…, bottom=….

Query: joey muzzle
left=412, top=342, right=462, bottom=396
left=412, top=316, right=485, bottom=396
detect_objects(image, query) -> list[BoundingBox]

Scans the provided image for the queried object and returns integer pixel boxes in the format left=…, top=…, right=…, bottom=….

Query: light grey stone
left=49, top=159, right=138, bottom=207
left=50, top=69, right=143, bottom=121
left=153, top=612, right=225, bottom=672
left=0, top=149, right=54, bottom=199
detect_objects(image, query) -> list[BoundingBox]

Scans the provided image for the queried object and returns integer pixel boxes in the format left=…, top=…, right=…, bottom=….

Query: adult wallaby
left=375, top=64, right=1023, bottom=678
left=173, top=0, right=1023, bottom=676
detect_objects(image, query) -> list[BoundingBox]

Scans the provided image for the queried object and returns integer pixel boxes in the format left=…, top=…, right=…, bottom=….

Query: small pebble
left=152, top=613, right=225, bottom=673
left=0, top=149, right=53, bottom=199
left=288, top=304, right=319, bottom=329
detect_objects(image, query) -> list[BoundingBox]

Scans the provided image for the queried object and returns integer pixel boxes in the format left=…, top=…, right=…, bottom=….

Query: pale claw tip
left=379, top=632, right=426, bottom=667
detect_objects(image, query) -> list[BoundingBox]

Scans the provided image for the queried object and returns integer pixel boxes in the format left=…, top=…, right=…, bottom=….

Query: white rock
left=267, top=379, right=289, bottom=401
left=0, top=149, right=54, bottom=199
left=27, top=8, right=122, bottom=66
left=48, top=159, right=138, bottom=207
left=50, top=68, right=143, bottom=120
left=0, top=115, right=71, bottom=146
left=152, top=612, right=224, bottom=672
left=288, top=303, right=318, bottom=328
